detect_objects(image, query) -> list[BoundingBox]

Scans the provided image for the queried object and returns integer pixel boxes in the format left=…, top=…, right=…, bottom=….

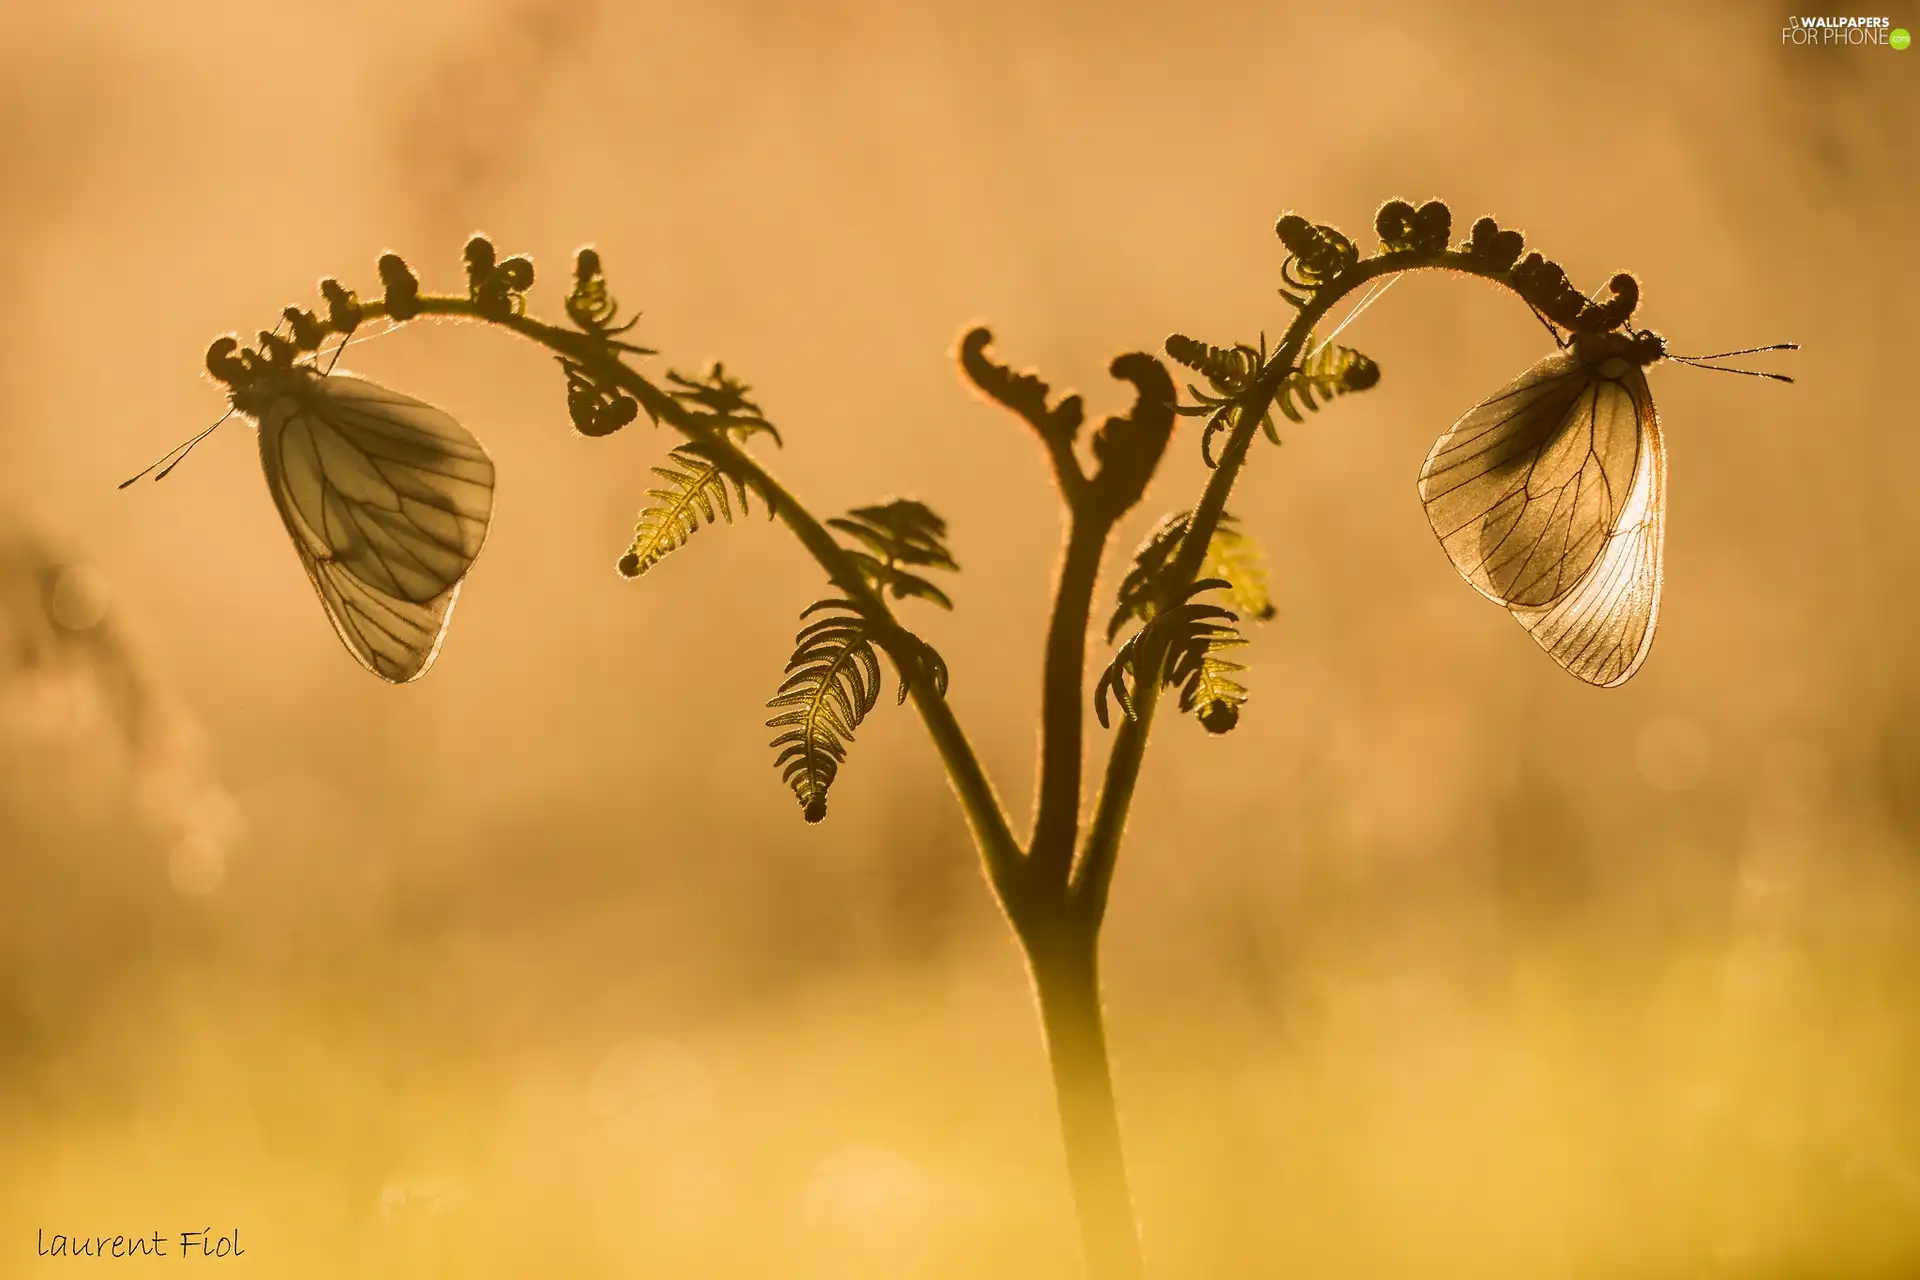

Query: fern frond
left=564, top=246, right=648, bottom=347
left=1165, top=333, right=1263, bottom=396
left=1203, top=517, right=1276, bottom=624
left=1108, top=510, right=1191, bottom=641
left=1273, top=340, right=1380, bottom=424
left=877, top=624, right=951, bottom=705
left=666, top=361, right=782, bottom=445
left=1096, top=579, right=1242, bottom=731
left=617, top=440, right=768, bottom=579
left=1108, top=511, right=1274, bottom=639
left=1180, top=632, right=1249, bottom=735
left=766, top=601, right=884, bottom=823
left=1167, top=330, right=1380, bottom=464
left=829, top=499, right=959, bottom=610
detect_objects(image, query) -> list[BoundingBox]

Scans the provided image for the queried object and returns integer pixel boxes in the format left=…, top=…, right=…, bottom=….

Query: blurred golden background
left=2, top=1, right=1915, bottom=1275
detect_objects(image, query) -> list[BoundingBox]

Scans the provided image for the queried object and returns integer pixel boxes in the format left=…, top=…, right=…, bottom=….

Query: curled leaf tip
left=1199, top=702, right=1239, bottom=735
left=377, top=252, right=421, bottom=321
left=463, top=234, right=497, bottom=288
left=1464, top=216, right=1525, bottom=269
left=205, top=335, right=246, bottom=388
left=1375, top=198, right=1450, bottom=255
left=318, top=278, right=362, bottom=333
left=1276, top=214, right=1356, bottom=290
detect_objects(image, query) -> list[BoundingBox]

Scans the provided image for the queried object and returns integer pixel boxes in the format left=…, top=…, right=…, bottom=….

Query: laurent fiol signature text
left=36, top=1228, right=244, bottom=1258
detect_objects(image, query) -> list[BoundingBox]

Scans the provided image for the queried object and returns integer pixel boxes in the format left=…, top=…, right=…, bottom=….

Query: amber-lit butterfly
left=1419, top=326, right=1792, bottom=686
left=124, top=336, right=496, bottom=684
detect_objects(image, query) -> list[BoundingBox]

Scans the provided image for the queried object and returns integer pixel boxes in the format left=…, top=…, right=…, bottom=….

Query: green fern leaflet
left=1165, top=331, right=1380, bottom=465
left=1097, top=579, right=1246, bottom=735
left=1108, top=510, right=1275, bottom=639
left=767, top=601, right=884, bottom=823
left=616, top=441, right=769, bottom=579
left=828, top=499, right=959, bottom=610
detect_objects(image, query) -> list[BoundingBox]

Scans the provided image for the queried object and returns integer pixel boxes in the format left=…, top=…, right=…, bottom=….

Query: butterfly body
left=1420, top=327, right=1667, bottom=687
left=238, top=365, right=496, bottom=684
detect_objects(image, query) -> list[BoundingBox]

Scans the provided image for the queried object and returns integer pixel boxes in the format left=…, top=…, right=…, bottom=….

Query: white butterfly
left=128, top=349, right=496, bottom=684
left=1419, top=328, right=1668, bottom=687
left=230, top=366, right=497, bottom=683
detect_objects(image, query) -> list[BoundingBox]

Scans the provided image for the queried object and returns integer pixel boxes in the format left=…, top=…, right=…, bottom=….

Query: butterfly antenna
left=1669, top=341, right=1798, bottom=383
left=1307, top=275, right=1400, bottom=362
left=1670, top=359, right=1795, bottom=383
left=117, top=410, right=234, bottom=489
left=1672, top=342, right=1799, bottom=361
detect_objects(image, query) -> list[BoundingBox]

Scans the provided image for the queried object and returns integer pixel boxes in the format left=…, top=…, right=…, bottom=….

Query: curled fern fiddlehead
left=377, top=252, right=421, bottom=321
left=1463, top=215, right=1526, bottom=271
left=1510, top=255, right=1641, bottom=334
left=1096, top=579, right=1243, bottom=733
left=955, top=326, right=1085, bottom=450
left=1275, top=214, right=1357, bottom=294
left=616, top=440, right=772, bottom=580
left=461, top=234, right=534, bottom=320
left=767, top=600, right=885, bottom=823
left=1164, top=335, right=1262, bottom=394
left=1165, top=331, right=1270, bottom=468
left=280, top=305, right=326, bottom=354
left=828, top=499, right=958, bottom=610
left=1373, top=198, right=1453, bottom=255
left=553, top=247, right=656, bottom=437
left=1571, top=271, right=1640, bottom=333
left=1167, top=330, right=1380, bottom=466
left=562, top=359, right=641, bottom=437
left=318, top=278, right=362, bottom=334
left=566, top=247, right=638, bottom=336
left=1086, top=352, right=1177, bottom=516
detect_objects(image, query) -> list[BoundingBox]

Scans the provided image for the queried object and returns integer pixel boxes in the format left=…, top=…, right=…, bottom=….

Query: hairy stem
left=334, top=295, right=1033, bottom=911
left=1026, top=916, right=1144, bottom=1280
left=1073, top=250, right=1525, bottom=921
left=1031, top=513, right=1116, bottom=881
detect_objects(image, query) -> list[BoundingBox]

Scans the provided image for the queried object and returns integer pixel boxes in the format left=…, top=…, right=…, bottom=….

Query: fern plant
left=181, top=199, right=1708, bottom=1279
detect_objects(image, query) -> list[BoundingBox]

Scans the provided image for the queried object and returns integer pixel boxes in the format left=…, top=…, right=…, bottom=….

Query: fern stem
left=1030, top=514, right=1116, bottom=883
left=328, top=293, right=1032, bottom=911
left=1028, top=917, right=1144, bottom=1280
left=1074, top=249, right=1530, bottom=918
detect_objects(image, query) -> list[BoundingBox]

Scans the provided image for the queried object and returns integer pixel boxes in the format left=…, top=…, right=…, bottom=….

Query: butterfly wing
left=1419, top=350, right=1643, bottom=609
left=1507, top=366, right=1666, bottom=687
left=257, top=372, right=495, bottom=683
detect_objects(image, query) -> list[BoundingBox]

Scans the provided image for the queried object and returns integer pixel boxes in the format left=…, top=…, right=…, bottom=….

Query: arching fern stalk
left=176, top=197, right=1740, bottom=1280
